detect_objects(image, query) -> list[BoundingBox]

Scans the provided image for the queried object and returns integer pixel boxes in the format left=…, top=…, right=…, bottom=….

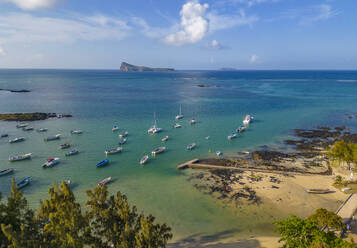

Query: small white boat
left=118, top=138, right=127, bottom=145
left=59, top=142, right=71, bottom=149
left=152, top=146, right=165, bottom=155
left=23, top=127, right=34, bottom=131
left=187, top=143, right=196, bottom=150
left=243, top=115, right=253, bottom=125
left=16, top=122, right=28, bottom=128
left=112, top=125, right=119, bottom=132
left=205, top=136, right=210, bottom=140
left=64, top=179, right=71, bottom=185
left=0, top=168, right=14, bottom=176
left=175, top=105, right=184, bottom=120
left=173, top=123, right=182, bottom=128
left=44, top=134, right=61, bottom=141
left=228, top=133, right=237, bottom=140
left=162, top=136, right=169, bottom=142
left=65, top=149, right=79, bottom=156
left=140, top=155, right=149, bottom=165
left=9, top=153, right=32, bottom=162
left=9, top=137, right=25, bottom=143
left=148, top=112, right=162, bottom=134
left=42, top=158, right=60, bottom=168
left=37, top=128, right=48, bottom=132
left=105, top=147, right=122, bottom=155
left=236, top=126, right=247, bottom=133
left=216, top=151, right=223, bottom=156
left=119, top=131, right=128, bottom=138
left=190, top=119, right=196, bottom=125
left=98, top=177, right=111, bottom=187
left=71, top=130, right=83, bottom=134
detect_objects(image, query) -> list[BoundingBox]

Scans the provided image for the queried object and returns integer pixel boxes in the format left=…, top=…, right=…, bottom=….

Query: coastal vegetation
left=0, top=180, right=172, bottom=248
left=0, top=113, right=72, bottom=121
left=274, top=209, right=354, bottom=248
left=328, top=139, right=357, bottom=171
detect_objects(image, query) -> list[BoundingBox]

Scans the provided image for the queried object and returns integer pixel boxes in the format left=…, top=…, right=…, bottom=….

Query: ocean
left=1, top=69, right=357, bottom=241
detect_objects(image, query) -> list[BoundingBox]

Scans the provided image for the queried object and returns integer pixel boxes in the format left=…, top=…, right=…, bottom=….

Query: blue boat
left=96, top=158, right=110, bottom=168
left=17, top=177, right=31, bottom=189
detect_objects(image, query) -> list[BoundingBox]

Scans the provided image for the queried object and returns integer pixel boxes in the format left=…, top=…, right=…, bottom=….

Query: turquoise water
left=1, top=70, right=357, bottom=241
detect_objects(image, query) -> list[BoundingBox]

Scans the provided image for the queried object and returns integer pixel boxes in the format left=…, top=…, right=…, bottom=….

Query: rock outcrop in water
left=120, top=62, right=174, bottom=72
left=0, top=88, right=30, bottom=93
left=0, top=113, right=72, bottom=121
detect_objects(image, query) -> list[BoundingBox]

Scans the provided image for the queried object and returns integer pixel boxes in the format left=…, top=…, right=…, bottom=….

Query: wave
left=337, top=80, right=357, bottom=83
left=260, top=79, right=310, bottom=82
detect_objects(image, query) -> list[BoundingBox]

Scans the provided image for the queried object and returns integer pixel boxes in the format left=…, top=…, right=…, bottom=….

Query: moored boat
left=140, top=155, right=149, bottom=165
left=17, top=177, right=31, bottom=189
left=175, top=105, right=184, bottom=120
left=59, top=142, right=71, bottom=149
left=173, top=123, right=182, bottom=128
left=96, top=158, right=110, bottom=168
left=16, top=122, right=28, bottom=128
left=0, top=168, right=14, bottom=176
left=190, top=119, right=196, bottom=125
left=216, top=151, right=223, bottom=156
left=9, top=153, right=32, bottom=162
left=23, top=126, right=34, bottom=131
left=65, top=149, right=79, bottom=156
left=1, top=134, right=9, bottom=138
left=243, top=115, right=253, bottom=125
left=306, top=189, right=330, bottom=194
left=162, top=136, right=168, bottom=142
left=112, top=125, right=119, bottom=132
left=228, top=133, right=237, bottom=140
left=148, top=112, right=162, bottom=134
left=9, top=137, right=25, bottom=143
left=236, top=126, right=247, bottom=133
left=105, top=147, right=122, bottom=155
left=98, top=177, right=111, bottom=187
left=42, top=158, right=60, bottom=168
left=118, top=138, right=127, bottom=145
left=71, top=130, right=83, bottom=134
left=44, top=134, right=61, bottom=141
left=152, top=146, right=166, bottom=155
left=37, top=128, right=48, bottom=132
left=187, top=143, right=196, bottom=150
left=119, top=131, right=128, bottom=138
left=64, top=179, right=71, bottom=185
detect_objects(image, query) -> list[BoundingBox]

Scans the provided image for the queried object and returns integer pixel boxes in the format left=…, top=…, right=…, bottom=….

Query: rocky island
left=120, top=62, right=174, bottom=72
left=0, top=112, right=72, bottom=121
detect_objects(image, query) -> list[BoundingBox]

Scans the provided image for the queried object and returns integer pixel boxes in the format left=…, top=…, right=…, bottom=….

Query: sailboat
left=175, top=105, right=184, bottom=120
left=147, top=112, right=162, bottom=134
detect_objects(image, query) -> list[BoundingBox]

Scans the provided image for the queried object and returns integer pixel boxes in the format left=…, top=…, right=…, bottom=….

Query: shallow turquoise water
left=1, top=70, right=357, bottom=240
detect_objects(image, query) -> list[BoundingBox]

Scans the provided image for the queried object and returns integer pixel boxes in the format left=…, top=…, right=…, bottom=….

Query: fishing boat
left=9, top=153, right=32, bottom=162
left=187, top=143, right=196, bottom=150
left=243, top=115, right=253, bottom=125
left=162, top=136, right=169, bottom=142
left=42, top=158, right=60, bottom=168
left=98, top=177, right=112, bottom=187
left=59, top=142, right=71, bottom=149
left=148, top=112, right=162, bottom=134
left=37, top=128, right=48, bottom=132
left=205, top=136, right=210, bottom=140
left=119, top=131, right=128, bottom=138
left=65, top=149, right=79, bottom=156
left=140, top=155, right=149, bottom=165
left=44, top=134, right=61, bottom=141
left=71, top=130, right=83, bottom=134
left=175, top=105, right=184, bottom=120
left=216, top=151, right=223, bottom=156
left=228, top=133, right=237, bottom=140
left=64, top=179, right=71, bottom=185
left=0, top=168, right=14, bottom=176
left=190, top=119, right=196, bottom=125
left=23, top=126, right=34, bottom=131
left=173, top=123, right=182, bottom=128
left=112, top=125, right=119, bottom=132
left=1, top=134, right=9, bottom=138
left=17, top=177, right=31, bottom=189
left=118, top=138, right=127, bottom=145
left=151, top=146, right=165, bottom=155
left=105, top=147, right=122, bottom=155
left=306, top=189, right=330, bottom=194
left=9, top=137, right=25, bottom=143
left=16, top=122, right=28, bottom=128
left=96, top=158, right=110, bottom=168
left=236, top=126, right=246, bottom=133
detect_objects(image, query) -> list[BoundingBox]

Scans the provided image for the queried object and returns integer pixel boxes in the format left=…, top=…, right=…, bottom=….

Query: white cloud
left=0, top=46, right=6, bottom=56
left=131, top=17, right=175, bottom=39
left=0, top=0, right=57, bottom=10
left=0, top=13, right=130, bottom=44
left=163, top=1, right=209, bottom=46
left=250, top=54, right=258, bottom=63
left=207, top=9, right=258, bottom=32
left=301, top=4, right=340, bottom=24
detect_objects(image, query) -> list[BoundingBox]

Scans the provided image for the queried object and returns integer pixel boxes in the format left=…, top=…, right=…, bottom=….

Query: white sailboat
left=175, top=105, right=184, bottom=120
left=148, top=112, right=162, bottom=134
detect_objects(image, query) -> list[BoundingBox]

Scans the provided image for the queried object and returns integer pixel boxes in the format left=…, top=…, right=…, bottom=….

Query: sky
left=0, top=0, right=356, bottom=70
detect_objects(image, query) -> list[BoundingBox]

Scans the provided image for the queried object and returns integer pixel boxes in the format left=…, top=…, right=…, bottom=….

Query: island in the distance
left=120, top=62, right=174, bottom=72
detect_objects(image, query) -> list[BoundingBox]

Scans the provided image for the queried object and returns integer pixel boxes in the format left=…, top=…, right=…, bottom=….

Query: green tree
left=328, top=140, right=354, bottom=170
left=308, top=208, right=345, bottom=232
